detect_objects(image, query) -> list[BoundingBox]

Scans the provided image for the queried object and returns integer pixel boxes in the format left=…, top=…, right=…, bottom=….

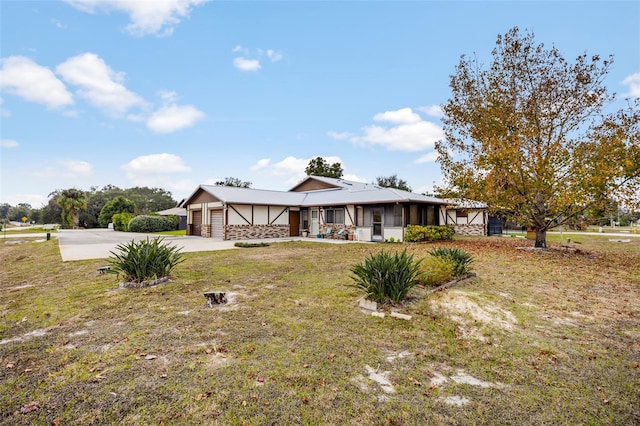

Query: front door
left=310, top=209, right=319, bottom=235
left=289, top=211, right=300, bottom=236
left=191, top=210, right=202, bottom=236
left=371, top=207, right=383, bottom=241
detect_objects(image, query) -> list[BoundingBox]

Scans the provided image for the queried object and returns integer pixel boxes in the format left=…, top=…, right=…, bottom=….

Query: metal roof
left=197, top=185, right=307, bottom=206
left=184, top=177, right=450, bottom=207
left=156, top=207, right=187, bottom=216
left=443, top=198, right=488, bottom=209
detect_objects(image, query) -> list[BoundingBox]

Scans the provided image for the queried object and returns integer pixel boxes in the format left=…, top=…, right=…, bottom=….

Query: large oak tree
left=436, top=27, right=639, bottom=248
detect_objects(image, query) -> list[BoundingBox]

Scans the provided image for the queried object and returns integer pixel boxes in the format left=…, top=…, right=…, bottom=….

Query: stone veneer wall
left=225, top=224, right=290, bottom=240
left=320, top=225, right=356, bottom=240
left=453, top=223, right=486, bottom=236
left=201, top=224, right=211, bottom=238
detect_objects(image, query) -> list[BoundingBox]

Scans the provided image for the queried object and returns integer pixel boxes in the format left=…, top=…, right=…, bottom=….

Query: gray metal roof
left=443, top=198, right=488, bottom=209
left=301, top=186, right=447, bottom=206
left=198, top=185, right=307, bottom=206
left=185, top=177, right=449, bottom=207
left=156, top=207, right=187, bottom=216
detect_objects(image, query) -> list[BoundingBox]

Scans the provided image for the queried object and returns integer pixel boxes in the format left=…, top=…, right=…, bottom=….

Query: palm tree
left=57, top=188, right=87, bottom=228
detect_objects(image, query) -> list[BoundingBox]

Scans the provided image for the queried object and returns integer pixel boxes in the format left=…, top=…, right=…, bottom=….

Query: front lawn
left=1, top=236, right=638, bottom=424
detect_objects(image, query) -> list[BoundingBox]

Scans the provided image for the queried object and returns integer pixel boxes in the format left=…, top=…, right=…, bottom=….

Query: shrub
left=349, top=249, right=423, bottom=305
left=419, top=256, right=456, bottom=287
left=108, top=237, right=184, bottom=284
left=428, top=247, right=474, bottom=276
left=404, top=225, right=455, bottom=242
left=112, top=212, right=134, bottom=231
left=128, top=215, right=176, bottom=233
left=98, top=196, right=136, bottom=228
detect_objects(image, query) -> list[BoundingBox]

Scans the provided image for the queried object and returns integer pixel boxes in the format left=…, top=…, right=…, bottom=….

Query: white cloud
left=35, top=159, right=93, bottom=178
left=59, top=159, right=93, bottom=175
left=251, top=155, right=345, bottom=187
left=1, top=139, right=19, bottom=148
left=51, top=18, right=67, bottom=29
left=121, top=153, right=192, bottom=192
left=419, top=104, right=444, bottom=118
left=232, top=46, right=283, bottom=71
left=0, top=193, right=48, bottom=208
left=122, top=153, right=191, bottom=174
left=0, top=56, right=73, bottom=109
left=349, top=107, right=444, bottom=152
left=266, top=49, right=283, bottom=62
left=622, top=73, right=640, bottom=98
left=373, top=107, right=422, bottom=124
left=251, top=158, right=272, bottom=170
left=64, top=0, right=208, bottom=37
left=232, top=45, right=249, bottom=55
left=56, top=53, right=147, bottom=116
left=233, top=57, right=261, bottom=72
left=327, top=131, right=352, bottom=140
left=147, top=104, right=205, bottom=133
left=414, top=151, right=439, bottom=164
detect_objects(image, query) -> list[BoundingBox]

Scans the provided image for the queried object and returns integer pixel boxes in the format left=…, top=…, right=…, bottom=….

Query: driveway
left=56, top=229, right=352, bottom=261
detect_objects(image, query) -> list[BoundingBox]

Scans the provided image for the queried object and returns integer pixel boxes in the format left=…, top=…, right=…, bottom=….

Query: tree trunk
left=534, top=230, right=547, bottom=248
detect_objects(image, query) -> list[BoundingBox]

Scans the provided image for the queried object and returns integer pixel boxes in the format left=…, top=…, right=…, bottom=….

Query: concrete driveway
left=56, top=229, right=351, bottom=261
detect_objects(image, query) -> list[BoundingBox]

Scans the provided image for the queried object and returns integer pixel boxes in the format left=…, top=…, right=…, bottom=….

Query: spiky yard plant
left=108, top=237, right=184, bottom=284
left=349, top=249, right=423, bottom=305
left=428, top=247, right=474, bottom=276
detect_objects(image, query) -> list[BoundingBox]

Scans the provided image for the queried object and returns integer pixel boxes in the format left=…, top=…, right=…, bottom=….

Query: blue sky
left=1, top=0, right=639, bottom=207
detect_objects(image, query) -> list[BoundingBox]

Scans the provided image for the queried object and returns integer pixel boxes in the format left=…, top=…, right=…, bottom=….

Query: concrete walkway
left=52, top=229, right=358, bottom=261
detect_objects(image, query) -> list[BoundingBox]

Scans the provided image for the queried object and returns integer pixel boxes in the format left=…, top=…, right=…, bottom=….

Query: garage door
left=211, top=210, right=223, bottom=239
left=192, top=210, right=202, bottom=236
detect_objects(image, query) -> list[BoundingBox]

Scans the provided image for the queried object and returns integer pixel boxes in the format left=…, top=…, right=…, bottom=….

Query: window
left=456, top=210, right=468, bottom=218
left=324, top=208, right=344, bottom=224
left=384, top=204, right=403, bottom=227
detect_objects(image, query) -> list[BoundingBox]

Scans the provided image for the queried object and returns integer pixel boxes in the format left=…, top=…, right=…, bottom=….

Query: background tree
left=98, top=196, right=137, bottom=228
left=8, top=203, right=32, bottom=222
left=305, top=156, right=344, bottom=178
left=57, top=188, right=87, bottom=228
left=80, top=186, right=125, bottom=228
left=40, top=191, right=63, bottom=224
left=123, top=187, right=176, bottom=214
left=374, top=174, right=412, bottom=192
left=0, top=203, right=10, bottom=220
left=215, top=177, right=252, bottom=188
left=436, top=27, right=640, bottom=248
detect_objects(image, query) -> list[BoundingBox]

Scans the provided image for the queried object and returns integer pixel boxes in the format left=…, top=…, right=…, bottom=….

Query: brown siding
left=191, top=189, right=219, bottom=204
left=290, top=180, right=338, bottom=192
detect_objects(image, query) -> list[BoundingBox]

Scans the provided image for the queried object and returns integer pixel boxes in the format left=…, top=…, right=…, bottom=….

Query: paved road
left=55, top=229, right=352, bottom=261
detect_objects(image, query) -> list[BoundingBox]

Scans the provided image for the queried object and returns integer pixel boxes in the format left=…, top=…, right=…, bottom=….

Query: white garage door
left=211, top=210, right=223, bottom=239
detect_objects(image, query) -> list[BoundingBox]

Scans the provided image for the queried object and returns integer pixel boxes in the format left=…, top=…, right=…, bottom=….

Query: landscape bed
left=1, top=235, right=639, bottom=425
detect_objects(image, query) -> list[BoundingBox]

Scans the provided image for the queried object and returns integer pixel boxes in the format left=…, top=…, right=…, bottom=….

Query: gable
left=290, top=177, right=340, bottom=192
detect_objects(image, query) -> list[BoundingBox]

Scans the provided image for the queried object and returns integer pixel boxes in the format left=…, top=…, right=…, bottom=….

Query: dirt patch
left=431, top=289, right=517, bottom=341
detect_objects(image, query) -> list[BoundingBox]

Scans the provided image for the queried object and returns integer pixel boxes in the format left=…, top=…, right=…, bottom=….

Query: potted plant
left=302, top=229, right=309, bottom=237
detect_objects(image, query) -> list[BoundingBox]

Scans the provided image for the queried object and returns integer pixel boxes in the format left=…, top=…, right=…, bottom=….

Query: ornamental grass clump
left=108, top=237, right=184, bottom=284
left=428, top=247, right=474, bottom=276
left=349, top=249, right=423, bottom=305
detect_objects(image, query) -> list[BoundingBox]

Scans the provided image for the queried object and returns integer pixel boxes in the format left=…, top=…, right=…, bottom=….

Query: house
left=182, top=176, right=488, bottom=241
left=441, top=198, right=492, bottom=236
left=156, top=206, right=187, bottom=230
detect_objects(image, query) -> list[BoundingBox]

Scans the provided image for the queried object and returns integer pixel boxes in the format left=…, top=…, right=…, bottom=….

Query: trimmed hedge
left=404, top=225, right=455, bottom=242
left=127, top=215, right=177, bottom=233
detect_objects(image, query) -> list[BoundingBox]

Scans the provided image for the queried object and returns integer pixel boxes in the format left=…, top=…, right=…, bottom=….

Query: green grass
left=1, top=236, right=639, bottom=424
left=154, top=229, right=186, bottom=236
left=0, top=226, right=58, bottom=235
